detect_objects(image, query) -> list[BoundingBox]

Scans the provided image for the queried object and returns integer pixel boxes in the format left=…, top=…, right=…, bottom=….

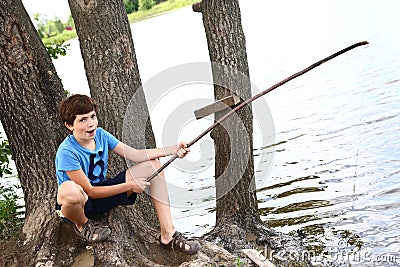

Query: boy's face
left=65, top=110, right=98, bottom=141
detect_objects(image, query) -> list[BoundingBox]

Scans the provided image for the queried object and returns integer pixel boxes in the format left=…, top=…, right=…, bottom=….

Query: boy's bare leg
left=57, top=181, right=88, bottom=230
left=148, top=168, right=176, bottom=244
left=57, top=181, right=110, bottom=242
left=126, top=160, right=176, bottom=243
left=147, top=164, right=193, bottom=250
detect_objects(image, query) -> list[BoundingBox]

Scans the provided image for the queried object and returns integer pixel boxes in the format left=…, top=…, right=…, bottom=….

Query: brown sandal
left=160, top=231, right=201, bottom=255
left=75, top=220, right=111, bottom=242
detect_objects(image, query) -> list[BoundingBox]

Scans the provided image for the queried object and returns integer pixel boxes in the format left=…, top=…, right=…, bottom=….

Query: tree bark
left=193, top=0, right=259, bottom=245
left=193, top=1, right=310, bottom=266
left=67, top=0, right=165, bottom=265
left=0, top=0, right=85, bottom=265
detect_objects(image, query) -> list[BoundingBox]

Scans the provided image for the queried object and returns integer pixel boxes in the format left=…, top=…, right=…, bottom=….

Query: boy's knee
left=148, top=159, right=162, bottom=170
left=127, top=159, right=163, bottom=180
left=57, top=181, right=86, bottom=205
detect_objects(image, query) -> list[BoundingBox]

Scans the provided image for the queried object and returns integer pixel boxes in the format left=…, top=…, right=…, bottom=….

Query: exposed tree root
left=203, top=217, right=311, bottom=267
left=1, top=210, right=311, bottom=267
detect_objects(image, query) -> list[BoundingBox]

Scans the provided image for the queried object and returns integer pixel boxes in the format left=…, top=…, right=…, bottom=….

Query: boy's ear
left=64, top=122, right=74, bottom=132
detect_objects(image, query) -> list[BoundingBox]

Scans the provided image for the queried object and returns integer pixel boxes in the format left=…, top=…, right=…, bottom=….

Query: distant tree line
left=124, top=0, right=168, bottom=13
left=33, top=0, right=168, bottom=39
left=33, top=13, right=75, bottom=39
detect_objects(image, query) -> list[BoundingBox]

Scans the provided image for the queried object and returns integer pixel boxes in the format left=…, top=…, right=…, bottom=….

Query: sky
left=22, top=0, right=71, bottom=22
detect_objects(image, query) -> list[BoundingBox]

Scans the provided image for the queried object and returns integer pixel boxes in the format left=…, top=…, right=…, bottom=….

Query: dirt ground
left=71, top=247, right=94, bottom=267
left=0, top=237, right=94, bottom=267
left=0, top=237, right=23, bottom=266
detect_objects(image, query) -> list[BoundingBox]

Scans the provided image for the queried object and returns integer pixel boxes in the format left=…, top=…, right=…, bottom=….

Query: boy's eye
left=91, top=114, right=97, bottom=119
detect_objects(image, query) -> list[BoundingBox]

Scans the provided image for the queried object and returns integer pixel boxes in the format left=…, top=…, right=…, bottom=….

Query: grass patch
left=42, top=30, right=77, bottom=46
left=41, top=0, right=198, bottom=44
left=128, top=0, right=198, bottom=23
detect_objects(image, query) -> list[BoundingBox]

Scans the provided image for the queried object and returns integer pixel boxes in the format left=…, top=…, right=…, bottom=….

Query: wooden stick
left=240, top=249, right=275, bottom=267
left=146, top=41, right=369, bottom=182
left=194, top=95, right=241, bottom=119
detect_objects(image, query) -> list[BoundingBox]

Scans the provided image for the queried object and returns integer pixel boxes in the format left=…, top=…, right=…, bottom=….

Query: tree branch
left=192, top=1, right=203, bottom=13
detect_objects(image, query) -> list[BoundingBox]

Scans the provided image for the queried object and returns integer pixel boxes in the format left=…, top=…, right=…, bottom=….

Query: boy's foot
left=74, top=220, right=111, bottom=242
left=160, top=231, right=201, bottom=255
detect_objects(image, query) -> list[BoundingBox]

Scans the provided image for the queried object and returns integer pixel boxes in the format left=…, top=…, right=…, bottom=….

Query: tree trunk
left=193, top=1, right=310, bottom=266
left=193, top=0, right=259, bottom=246
left=0, top=1, right=85, bottom=265
left=67, top=0, right=165, bottom=265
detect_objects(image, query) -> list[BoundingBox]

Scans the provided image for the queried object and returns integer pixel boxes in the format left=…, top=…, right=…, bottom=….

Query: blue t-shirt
left=55, top=127, right=119, bottom=186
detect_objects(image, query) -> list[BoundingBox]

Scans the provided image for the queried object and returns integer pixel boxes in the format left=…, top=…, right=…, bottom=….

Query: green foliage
left=44, top=39, right=70, bottom=59
left=33, top=13, right=46, bottom=39
left=124, top=0, right=139, bottom=13
left=52, top=18, right=65, bottom=35
left=33, top=13, right=72, bottom=59
left=65, top=89, right=72, bottom=96
left=42, top=30, right=76, bottom=46
left=128, top=0, right=197, bottom=23
left=33, top=14, right=65, bottom=38
left=0, top=135, right=23, bottom=239
left=0, top=184, right=23, bottom=239
left=67, top=14, right=75, bottom=28
left=236, top=257, right=244, bottom=267
left=0, top=137, right=12, bottom=178
left=139, top=0, right=155, bottom=10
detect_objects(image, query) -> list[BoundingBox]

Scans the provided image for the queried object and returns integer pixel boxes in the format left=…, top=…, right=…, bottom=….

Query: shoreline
left=42, top=0, right=198, bottom=45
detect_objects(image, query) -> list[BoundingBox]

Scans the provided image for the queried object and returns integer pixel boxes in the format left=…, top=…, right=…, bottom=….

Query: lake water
left=3, top=0, right=400, bottom=265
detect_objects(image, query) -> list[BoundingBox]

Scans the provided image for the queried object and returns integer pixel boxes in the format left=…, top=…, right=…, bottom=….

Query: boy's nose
left=88, top=119, right=96, bottom=127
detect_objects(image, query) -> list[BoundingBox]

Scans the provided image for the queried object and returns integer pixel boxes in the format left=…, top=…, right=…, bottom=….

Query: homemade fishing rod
left=146, top=40, right=369, bottom=182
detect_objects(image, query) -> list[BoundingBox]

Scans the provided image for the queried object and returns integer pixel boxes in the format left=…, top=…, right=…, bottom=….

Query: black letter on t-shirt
left=88, top=152, right=105, bottom=182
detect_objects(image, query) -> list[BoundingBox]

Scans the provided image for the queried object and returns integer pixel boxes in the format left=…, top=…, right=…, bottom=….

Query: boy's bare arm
left=66, top=169, right=148, bottom=199
left=112, top=142, right=189, bottom=163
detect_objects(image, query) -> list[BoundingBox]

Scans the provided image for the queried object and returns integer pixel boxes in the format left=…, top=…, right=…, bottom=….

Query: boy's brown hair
left=58, top=94, right=98, bottom=125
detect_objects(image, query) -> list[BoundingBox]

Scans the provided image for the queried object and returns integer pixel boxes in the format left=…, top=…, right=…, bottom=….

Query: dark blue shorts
left=56, top=170, right=137, bottom=222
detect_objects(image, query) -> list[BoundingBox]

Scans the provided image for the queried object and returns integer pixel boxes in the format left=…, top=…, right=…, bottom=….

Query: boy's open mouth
left=87, top=129, right=95, bottom=135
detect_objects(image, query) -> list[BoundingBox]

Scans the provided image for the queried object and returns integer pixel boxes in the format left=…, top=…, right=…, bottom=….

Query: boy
left=55, top=94, right=201, bottom=254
